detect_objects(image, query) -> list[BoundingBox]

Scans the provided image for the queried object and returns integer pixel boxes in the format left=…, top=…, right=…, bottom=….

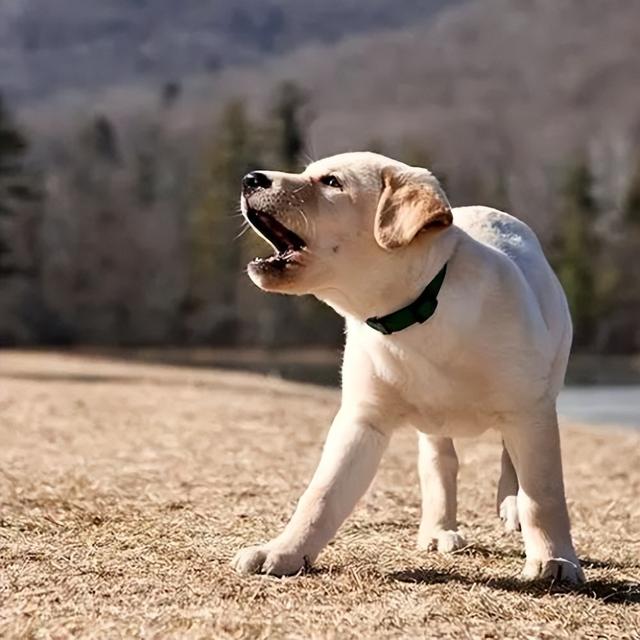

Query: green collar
left=365, top=263, right=447, bottom=335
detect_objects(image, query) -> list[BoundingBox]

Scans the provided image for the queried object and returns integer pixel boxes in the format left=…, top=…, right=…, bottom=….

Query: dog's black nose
left=242, top=171, right=272, bottom=192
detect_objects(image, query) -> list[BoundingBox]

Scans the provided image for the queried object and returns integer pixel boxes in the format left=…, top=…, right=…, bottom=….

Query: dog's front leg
left=232, top=408, right=389, bottom=576
left=416, top=434, right=466, bottom=552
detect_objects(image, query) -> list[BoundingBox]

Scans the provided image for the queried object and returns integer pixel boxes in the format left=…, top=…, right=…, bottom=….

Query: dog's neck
left=314, top=227, right=460, bottom=323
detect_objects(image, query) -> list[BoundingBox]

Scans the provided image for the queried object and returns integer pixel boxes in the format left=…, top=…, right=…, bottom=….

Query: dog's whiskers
left=234, top=223, right=251, bottom=241
left=297, top=208, right=310, bottom=236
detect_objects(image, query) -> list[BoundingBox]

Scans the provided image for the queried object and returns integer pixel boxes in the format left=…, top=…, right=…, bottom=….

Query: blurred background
left=0, top=0, right=639, bottom=391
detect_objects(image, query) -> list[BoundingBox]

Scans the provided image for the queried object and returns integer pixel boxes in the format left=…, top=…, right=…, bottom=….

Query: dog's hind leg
left=503, top=407, right=584, bottom=584
left=497, top=441, right=521, bottom=532
left=416, top=434, right=466, bottom=552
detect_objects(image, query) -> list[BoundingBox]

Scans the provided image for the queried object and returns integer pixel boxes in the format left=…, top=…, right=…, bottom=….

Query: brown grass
left=0, top=351, right=639, bottom=639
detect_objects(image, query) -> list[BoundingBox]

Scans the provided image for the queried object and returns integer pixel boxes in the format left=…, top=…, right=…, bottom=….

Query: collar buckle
left=366, top=318, right=392, bottom=335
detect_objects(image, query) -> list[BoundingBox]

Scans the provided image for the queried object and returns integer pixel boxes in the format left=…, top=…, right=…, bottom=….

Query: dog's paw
left=521, top=557, right=585, bottom=584
left=499, top=495, right=521, bottom=532
left=418, top=529, right=467, bottom=553
left=232, top=544, right=309, bottom=577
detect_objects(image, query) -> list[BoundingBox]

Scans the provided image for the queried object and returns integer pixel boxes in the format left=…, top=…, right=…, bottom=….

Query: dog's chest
left=365, top=333, right=500, bottom=436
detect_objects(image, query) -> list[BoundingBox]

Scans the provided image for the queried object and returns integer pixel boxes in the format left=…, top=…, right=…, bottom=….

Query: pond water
left=557, top=386, right=640, bottom=430
left=209, top=357, right=640, bottom=430
left=114, top=347, right=640, bottom=431
left=251, top=363, right=639, bottom=431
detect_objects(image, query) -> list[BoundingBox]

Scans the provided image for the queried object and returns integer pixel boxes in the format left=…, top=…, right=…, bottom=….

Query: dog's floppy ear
left=374, top=166, right=453, bottom=250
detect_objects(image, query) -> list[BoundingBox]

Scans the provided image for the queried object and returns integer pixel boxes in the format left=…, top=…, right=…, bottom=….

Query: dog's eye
left=319, top=174, right=342, bottom=189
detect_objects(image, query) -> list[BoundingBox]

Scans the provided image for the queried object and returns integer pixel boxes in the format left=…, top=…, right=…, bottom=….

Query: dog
left=232, top=152, right=584, bottom=584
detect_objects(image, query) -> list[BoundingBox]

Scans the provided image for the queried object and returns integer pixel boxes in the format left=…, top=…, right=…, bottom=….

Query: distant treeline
left=0, top=83, right=639, bottom=353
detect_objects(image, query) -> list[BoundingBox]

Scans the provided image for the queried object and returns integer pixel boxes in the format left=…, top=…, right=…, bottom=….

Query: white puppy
left=233, top=152, right=584, bottom=584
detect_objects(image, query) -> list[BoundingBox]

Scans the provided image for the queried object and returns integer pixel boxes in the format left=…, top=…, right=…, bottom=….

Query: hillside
left=188, top=0, right=640, bottom=220
left=18, top=0, right=639, bottom=222
left=2, top=0, right=640, bottom=351
left=0, top=0, right=460, bottom=104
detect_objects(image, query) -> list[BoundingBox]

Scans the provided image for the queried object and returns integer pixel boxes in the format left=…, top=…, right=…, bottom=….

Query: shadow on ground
left=388, top=566, right=640, bottom=605
left=1, top=372, right=135, bottom=384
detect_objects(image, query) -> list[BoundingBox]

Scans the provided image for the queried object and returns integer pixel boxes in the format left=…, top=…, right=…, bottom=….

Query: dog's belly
left=410, top=404, right=507, bottom=438
left=403, top=380, right=506, bottom=438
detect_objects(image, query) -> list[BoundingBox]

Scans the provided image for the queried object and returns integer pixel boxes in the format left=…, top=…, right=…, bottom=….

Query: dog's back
left=453, top=205, right=572, bottom=395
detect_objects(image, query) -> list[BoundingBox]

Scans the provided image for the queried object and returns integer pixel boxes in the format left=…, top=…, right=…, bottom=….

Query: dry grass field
left=0, top=351, right=638, bottom=639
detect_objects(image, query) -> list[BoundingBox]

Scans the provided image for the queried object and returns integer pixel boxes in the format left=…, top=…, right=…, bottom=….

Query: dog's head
left=241, top=152, right=452, bottom=299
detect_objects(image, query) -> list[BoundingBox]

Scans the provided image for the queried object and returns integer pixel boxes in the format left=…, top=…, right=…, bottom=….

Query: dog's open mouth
left=246, top=207, right=307, bottom=270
